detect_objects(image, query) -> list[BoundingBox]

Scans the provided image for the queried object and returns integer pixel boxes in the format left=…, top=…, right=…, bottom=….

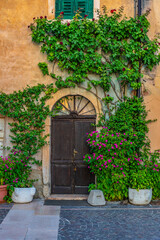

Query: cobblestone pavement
left=0, top=203, right=13, bottom=224
left=58, top=204, right=160, bottom=240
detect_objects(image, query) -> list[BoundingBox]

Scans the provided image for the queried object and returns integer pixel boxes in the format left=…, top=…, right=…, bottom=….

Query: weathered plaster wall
left=100, top=0, right=134, bottom=17
left=0, top=0, right=51, bottom=94
left=1, top=0, right=160, bottom=197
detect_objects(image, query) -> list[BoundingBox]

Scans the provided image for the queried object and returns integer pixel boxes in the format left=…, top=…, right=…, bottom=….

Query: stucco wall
left=1, top=0, right=160, bottom=197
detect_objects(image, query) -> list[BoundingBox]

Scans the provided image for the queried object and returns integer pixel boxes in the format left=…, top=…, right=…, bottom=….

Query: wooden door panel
left=74, top=119, right=95, bottom=193
left=51, top=118, right=74, bottom=194
left=74, top=119, right=95, bottom=161
left=51, top=117, right=95, bottom=194
left=52, top=119, right=73, bottom=161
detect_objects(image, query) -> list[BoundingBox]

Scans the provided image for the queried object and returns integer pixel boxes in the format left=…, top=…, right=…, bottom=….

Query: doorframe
left=51, top=115, right=96, bottom=194
left=42, top=87, right=103, bottom=198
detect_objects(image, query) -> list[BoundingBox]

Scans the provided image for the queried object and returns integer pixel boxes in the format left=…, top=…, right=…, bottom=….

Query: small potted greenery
left=128, top=151, right=160, bottom=205
left=0, top=159, right=8, bottom=203
left=2, top=150, right=36, bottom=203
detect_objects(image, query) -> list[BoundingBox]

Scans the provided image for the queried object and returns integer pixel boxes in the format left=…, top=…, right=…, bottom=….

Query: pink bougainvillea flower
left=153, top=168, right=156, bottom=171
left=157, top=169, right=159, bottom=171
left=108, top=159, right=111, bottom=163
left=108, top=149, right=110, bottom=151
left=130, top=142, right=132, bottom=144
left=99, top=168, right=101, bottom=170
left=120, top=168, right=123, bottom=170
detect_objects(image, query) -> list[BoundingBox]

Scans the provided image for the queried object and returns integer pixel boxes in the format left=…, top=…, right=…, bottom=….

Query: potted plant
left=0, top=175, right=7, bottom=204
left=11, top=179, right=36, bottom=203
left=2, top=151, right=36, bottom=203
left=128, top=151, right=160, bottom=205
left=0, top=157, right=8, bottom=203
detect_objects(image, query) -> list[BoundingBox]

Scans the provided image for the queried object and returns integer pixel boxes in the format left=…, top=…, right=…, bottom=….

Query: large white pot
left=128, top=188, right=152, bottom=205
left=12, top=186, right=36, bottom=203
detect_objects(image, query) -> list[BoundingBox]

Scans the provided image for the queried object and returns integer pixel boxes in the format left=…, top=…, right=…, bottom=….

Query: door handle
left=73, top=149, right=78, bottom=157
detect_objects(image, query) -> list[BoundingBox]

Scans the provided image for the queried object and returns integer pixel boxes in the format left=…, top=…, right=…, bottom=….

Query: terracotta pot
left=0, top=185, right=7, bottom=203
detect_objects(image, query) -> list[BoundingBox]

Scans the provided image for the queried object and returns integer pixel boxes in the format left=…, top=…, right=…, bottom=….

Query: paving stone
left=2, top=209, right=34, bottom=225
left=29, top=215, right=60, bottom=230
left=58, top=206, right=160, bottom=240
left=0, top=203, right=13, bottom=224
left=25, top=228, right=58, bottom=240
left=35, top=205, right=60, bottom=216
left=0, top=224, right=28, bottom=240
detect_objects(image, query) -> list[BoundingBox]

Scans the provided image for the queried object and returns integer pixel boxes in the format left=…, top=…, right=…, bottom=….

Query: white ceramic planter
left=12, top=186, right=36, bottom=203
left=128, top=188, right=152, bottom=205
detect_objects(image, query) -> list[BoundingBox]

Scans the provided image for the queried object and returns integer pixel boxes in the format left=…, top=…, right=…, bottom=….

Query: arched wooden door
left=51, top=95, right=96, bottom=194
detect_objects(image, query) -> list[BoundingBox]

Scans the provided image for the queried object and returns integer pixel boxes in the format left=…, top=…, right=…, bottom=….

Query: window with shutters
left=55, top=0, right=93, bottom=19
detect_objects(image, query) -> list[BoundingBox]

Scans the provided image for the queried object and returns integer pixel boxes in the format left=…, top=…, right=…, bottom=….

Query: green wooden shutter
left=55, top=0, right=62, bottom=18
left=75, top=0, right=93, bottom=18
left=76, top=0, right=86, bottom=18
left=55, top=0, right=93, bottom=19
left=63, top=0, right=74, bottom=19
left=55, top=0, right=74, bottom=19
left=86, top=0, right=93, bottom=19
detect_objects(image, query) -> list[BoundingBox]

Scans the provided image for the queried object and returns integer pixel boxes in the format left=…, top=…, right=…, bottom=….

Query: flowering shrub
left=84, top=127, right=160, bottom=201
left=84, top=98, right=160, bottom=201
left=0, top=150, right=36, bottom=202
left=84, top=127, right=136, bottom=200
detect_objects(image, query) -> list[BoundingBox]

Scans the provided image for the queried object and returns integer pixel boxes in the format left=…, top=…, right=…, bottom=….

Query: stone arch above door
left=42, top=87, right=103, bottom=198
left=52, top=95, right=96, bottom=117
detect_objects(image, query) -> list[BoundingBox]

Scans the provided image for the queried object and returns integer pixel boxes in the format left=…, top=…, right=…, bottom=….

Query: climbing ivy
left=0, top=84, right=57, bottom=165
left=0, top=7, right=160, bottom=201
left=29, top=7, right=160, bottom=97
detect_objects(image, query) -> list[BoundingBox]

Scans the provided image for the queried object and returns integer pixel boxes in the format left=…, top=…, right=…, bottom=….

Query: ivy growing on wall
left=0, top=84, right=56, bottom=165
left=29, top=7, right=160, bottom=102
left=0, top=7, right=160, bottom=200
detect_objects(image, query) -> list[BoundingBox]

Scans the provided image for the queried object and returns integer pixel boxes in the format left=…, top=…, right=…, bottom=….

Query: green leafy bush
left=84, top=98, right=160, bottom=201
left=0, top=150, right=36, bottom=202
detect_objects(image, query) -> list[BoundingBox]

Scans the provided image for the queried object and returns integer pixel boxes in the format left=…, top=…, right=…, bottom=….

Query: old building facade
left=0, top=0, right=160, bottom=198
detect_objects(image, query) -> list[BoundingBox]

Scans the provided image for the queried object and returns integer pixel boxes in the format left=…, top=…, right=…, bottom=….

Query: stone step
left=47, top=194, right=88, bottom=200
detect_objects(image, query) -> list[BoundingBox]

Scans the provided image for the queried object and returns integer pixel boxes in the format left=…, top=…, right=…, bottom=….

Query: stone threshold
left=47, top=194, right=88, bottom=200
